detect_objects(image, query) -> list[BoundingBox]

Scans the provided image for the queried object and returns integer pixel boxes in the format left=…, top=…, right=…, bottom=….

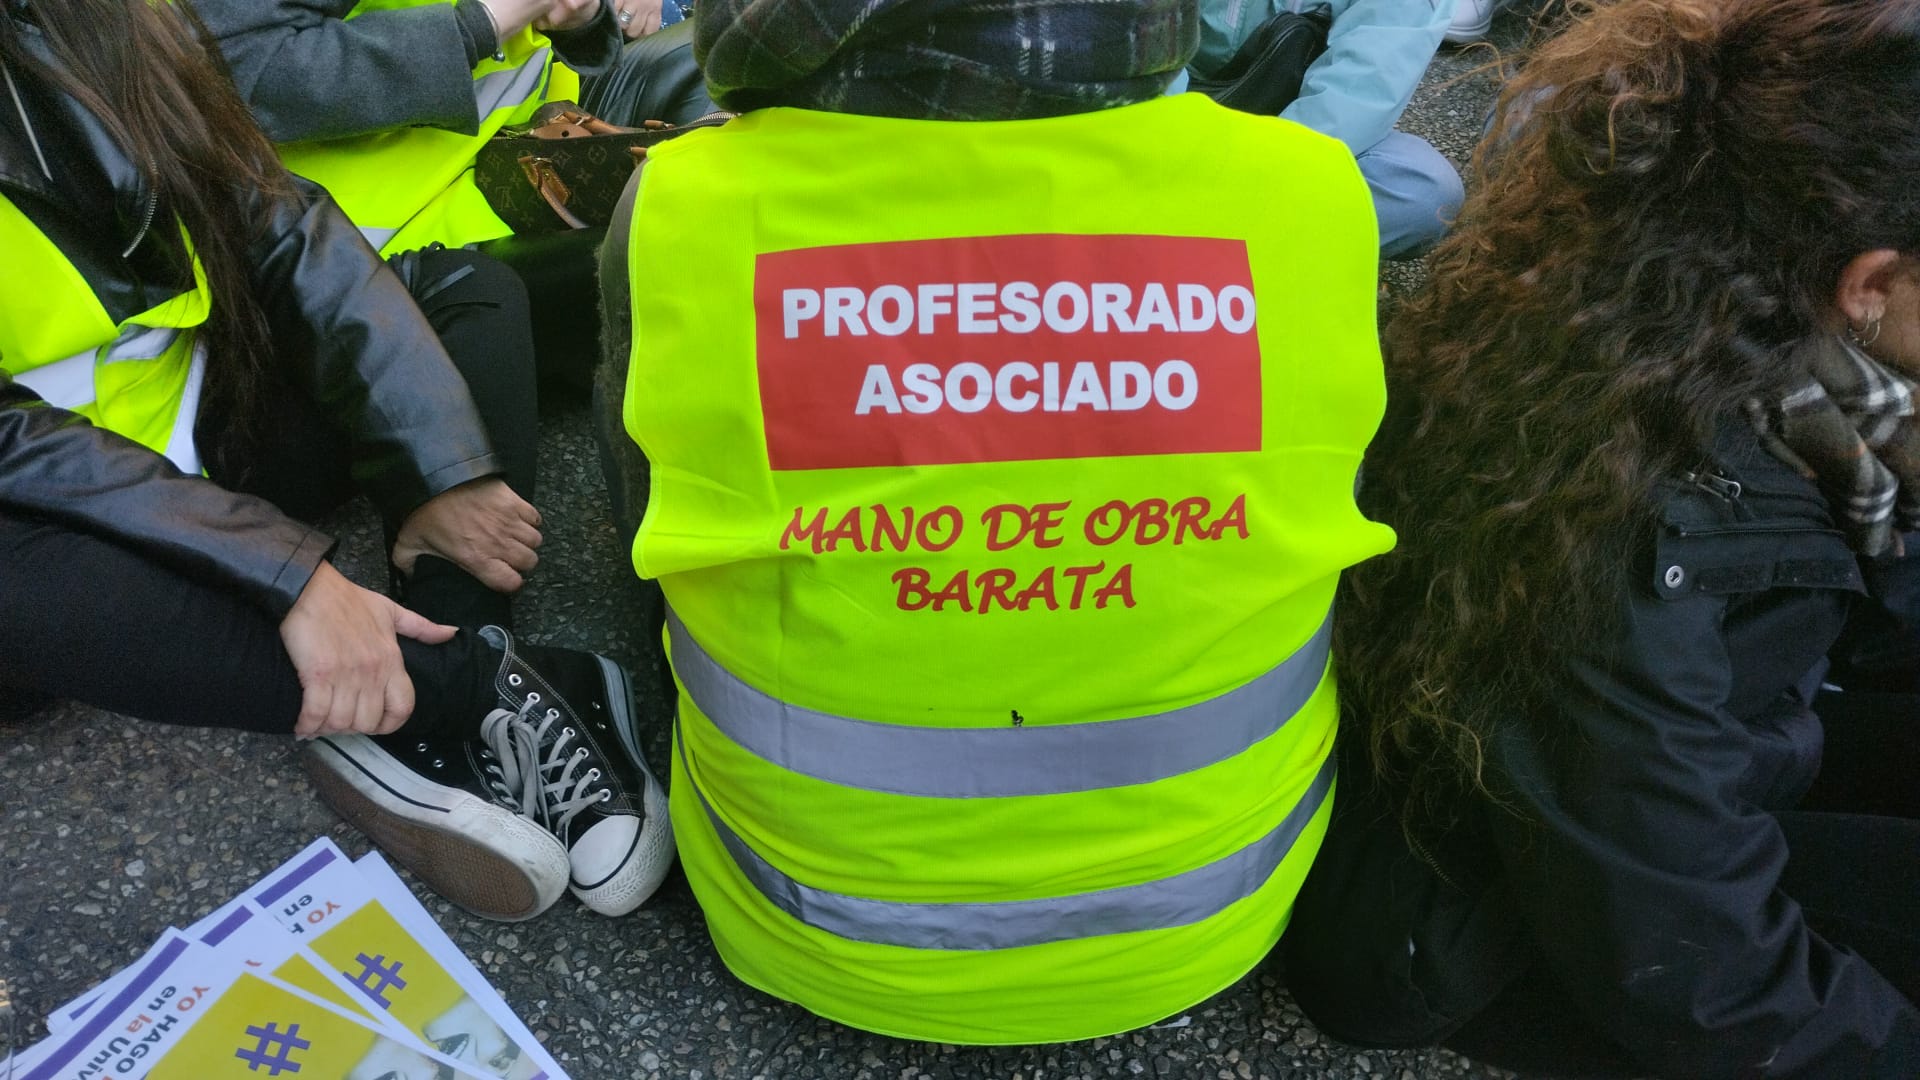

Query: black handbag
left=473, top=102, right=729, bottom=234
left=1187, top=6, right=1333, bottom=116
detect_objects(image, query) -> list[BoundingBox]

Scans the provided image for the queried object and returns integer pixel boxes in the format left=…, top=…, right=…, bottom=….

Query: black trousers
left=1443, top=689, right=1920, bottom=1078
left=0, top=248, right=534, bottom=741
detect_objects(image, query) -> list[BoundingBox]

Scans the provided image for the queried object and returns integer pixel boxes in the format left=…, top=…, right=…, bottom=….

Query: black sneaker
left=477, top=625, right=674, bottom=916
left=304, top=732, right=571, bottom=921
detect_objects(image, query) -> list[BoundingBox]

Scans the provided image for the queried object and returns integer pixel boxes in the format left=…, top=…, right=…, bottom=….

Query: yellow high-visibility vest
left=275, top=0, right=579, bottom=255
left=0, top=194, right=213, bottom=473
left=625, top=92, right=1395, bottom=1044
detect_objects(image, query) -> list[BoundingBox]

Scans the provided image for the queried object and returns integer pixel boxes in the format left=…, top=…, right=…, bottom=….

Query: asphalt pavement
left=1, top=16, right=1543, bottom=1080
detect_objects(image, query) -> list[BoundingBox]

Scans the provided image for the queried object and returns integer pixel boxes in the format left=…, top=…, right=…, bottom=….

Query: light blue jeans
left=1358, top=129, right=1464, bottom=260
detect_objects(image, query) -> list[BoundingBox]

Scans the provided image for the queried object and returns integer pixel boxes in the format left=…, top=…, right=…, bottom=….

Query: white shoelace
left=479, top=696, right=612, bottom=836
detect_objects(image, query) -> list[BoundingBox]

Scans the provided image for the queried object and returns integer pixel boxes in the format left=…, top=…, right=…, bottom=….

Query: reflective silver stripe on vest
left=352, top=48, right=548, bottom=253
left=473, top=46, right=550, bottom=120
left=105, top=324, right=179, bottom=362
left=667, top=609, right=1333, bottom=798
left=12, top=323, right=185, bottom=409
left=162, top=339, right=208, bottom=475
left=10, top=328, right=206, bottom=474
left=11, top=348, right=93, bottom=410
left=359, top=225, right=399, bottom=251
left=682, top=724, right=1336, bottom=951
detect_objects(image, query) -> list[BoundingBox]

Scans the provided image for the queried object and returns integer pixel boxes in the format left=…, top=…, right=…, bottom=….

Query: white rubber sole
left=305, top=735, right=571, bottom=922
left=1443, top=4, right=1497, bottom=44
left=571, top=656, right=677, bottom=917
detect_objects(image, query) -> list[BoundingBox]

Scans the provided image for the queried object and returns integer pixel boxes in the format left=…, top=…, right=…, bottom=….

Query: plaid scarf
left=692, top=0, right=1198, bottom=120
left=1751, top=333, right=1920, bottom=557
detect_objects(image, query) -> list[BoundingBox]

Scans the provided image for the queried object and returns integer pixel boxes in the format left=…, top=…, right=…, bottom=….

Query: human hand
left=478, top=0, right=553, bottom=41
left=392, top=477, right=544, bottom=593
left=605, top=0, right=663, bottom=40
left=539, top=0, right=606, bottom=32
left=280, top=562, right=457, bottom=739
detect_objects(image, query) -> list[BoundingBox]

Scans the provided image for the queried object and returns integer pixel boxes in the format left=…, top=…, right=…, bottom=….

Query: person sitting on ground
left=1279, top=0, right=1920, bottom=1075
left=594, top=0, right=1396, bottom=1044
left=1173, top=0, right=1464, bottom=259
left=194, top=0, right=615, bottom=257
left=196, top=0, right=610, bottom=390
left=0, top=0, right=669, bottom=922
left=196, top=0, right=716, bottom=386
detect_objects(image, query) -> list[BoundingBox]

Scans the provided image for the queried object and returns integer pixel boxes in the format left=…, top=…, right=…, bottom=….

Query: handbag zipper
left=1683, top=470, right=1742, bottom=501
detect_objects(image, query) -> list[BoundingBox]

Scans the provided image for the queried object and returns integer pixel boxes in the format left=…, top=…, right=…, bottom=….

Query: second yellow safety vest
left=275, top=0, right=579, bottom=255
left=0, top=194, right=213, bottom=473
left=626, top=93, right=1395, bottom=1044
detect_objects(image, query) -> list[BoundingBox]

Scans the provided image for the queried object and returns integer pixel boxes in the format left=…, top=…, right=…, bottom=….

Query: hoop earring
left=1848, top=316, right=1884, bottom=349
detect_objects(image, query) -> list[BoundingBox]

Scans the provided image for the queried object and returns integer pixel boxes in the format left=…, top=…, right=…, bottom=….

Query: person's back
left=194, top=0, right=613, bottom=255
left=615, top=0, right=1394, bottom=1041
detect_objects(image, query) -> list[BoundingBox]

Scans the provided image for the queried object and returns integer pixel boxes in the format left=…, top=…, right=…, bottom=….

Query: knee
left=414, top=248, right=531, bottom=317
left=1360, top=134, right=1466, bottom=260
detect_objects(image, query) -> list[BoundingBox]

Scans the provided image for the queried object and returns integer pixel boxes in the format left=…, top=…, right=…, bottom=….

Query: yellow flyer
left=16, top=933, right=486, bottom=1080
left=150, top=971, right=480, bottom=1080
left=244, top=842, right=560, bottom=1079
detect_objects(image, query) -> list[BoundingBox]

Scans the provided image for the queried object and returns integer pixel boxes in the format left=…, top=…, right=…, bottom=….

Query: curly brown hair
left=1339, top=0, right=1920, bottom=828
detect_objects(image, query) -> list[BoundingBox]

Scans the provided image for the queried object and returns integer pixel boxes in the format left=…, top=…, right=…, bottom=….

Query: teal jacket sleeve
left=1279, top=0, right=1454, bottom=154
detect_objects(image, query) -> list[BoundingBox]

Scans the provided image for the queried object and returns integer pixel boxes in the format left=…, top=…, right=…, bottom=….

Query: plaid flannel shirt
left=694, top=0, right=1198, bottom=119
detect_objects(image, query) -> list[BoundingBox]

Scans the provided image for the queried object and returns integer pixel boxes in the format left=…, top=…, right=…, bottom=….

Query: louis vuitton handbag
left=474, top=102, right=730, bottom=233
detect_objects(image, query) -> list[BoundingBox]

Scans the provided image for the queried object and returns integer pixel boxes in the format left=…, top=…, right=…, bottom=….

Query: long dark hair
left=0, top=0, right=292, bottom=468
left=1339, top=0, right=1920, bottom=830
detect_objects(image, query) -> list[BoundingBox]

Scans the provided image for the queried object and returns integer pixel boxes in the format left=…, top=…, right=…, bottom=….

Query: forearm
left=197, top=0, right=481, bottom=140
left=0, top=384, right=331, bottom=616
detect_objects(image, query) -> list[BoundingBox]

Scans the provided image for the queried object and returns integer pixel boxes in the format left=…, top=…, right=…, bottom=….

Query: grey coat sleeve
left=193, top=0, right=481, bottom=141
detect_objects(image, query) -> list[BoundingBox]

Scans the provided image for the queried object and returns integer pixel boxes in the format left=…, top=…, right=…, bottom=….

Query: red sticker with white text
left=754, top=234, right=1263, bottom=470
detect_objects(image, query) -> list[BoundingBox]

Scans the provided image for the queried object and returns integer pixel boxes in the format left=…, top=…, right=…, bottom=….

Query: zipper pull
left=1685, top=470, right=1743, bottom=501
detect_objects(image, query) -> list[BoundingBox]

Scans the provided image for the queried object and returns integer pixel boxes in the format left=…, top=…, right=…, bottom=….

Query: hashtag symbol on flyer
left=235, top=1021, right=311, bottom=1074
left=347, top=952, right=408, bottom=1009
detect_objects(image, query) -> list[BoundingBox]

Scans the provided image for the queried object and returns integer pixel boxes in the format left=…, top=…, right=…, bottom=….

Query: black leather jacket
left=1284, top=421, right=1920, bottom=1078
left=0, top=18, right=500, bottom=616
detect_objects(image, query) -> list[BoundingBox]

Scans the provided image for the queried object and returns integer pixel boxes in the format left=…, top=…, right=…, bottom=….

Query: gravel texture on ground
left=2, top=15, right=1553, bottom=1079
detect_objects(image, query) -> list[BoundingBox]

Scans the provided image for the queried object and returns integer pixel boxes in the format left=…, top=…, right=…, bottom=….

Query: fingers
left=395, top=482, right=544, bottom=584
left=282, top=564, right=443, bottom=742
left=389, top=540, right=423, bottom=578
left=294, top=682, right=333, bottom=739
left=509, top=516, right=544, bottom=554
left=391, top=604, right=459, bottom=645
left=612, top=0, right=655, bottom=39
left=313, top=627, right=419, bottom=737
left=317, top=647, right=386, bottom=737
left=503, top=532, right=542, bottom=574
left=514, top=495, right=543, bottom=530
left=376, top=667, right=417, bottom=736
left=470, top=557, right=529, bottom=594
left=350, top=677, right=384, bottom=737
